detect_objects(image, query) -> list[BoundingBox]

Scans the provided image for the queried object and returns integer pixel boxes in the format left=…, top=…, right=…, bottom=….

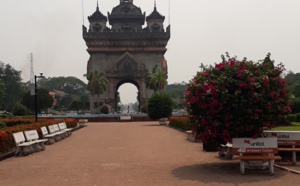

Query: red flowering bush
left=0, top=118, right=77, bottom=153
left=184, top=54, right=291, bottom=146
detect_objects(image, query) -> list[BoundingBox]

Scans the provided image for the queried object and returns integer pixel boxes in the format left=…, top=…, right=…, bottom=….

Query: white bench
left=119, top=116, right=132, bottom=122
left=232, top=137, right=281, bottom=175
left=263, top=131, right=300, bottom=164
left=47, top=125, right=66, bottom=142
left=53, top=124, right=68, bottom=139
left=58, top=122, right=72, bottom=136
left=41, top=126, right=56, bottom=144
left=24, top=130, right=48, bottom=152
left=12, top=132, right=36, bottom=156
left=78, top=119, right=88, bottom=126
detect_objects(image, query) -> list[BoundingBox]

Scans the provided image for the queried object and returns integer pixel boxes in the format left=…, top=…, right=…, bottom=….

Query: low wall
left=42, top=115, right=153, bottom=122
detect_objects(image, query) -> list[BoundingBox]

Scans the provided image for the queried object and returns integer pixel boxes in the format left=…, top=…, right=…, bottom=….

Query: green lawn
left=272, top=122, right=300, bottom=131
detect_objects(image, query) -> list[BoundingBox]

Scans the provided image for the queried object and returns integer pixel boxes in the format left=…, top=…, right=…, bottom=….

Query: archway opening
left=117, top=83, right=139, bottom=113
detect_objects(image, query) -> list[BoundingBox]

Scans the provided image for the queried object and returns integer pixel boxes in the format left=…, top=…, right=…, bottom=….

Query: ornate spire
left=146, top=1, right=165, bottom=21
left=88, top=1, right=107, bottom=22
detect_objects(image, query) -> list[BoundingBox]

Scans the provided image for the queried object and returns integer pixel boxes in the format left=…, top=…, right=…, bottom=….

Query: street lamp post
left=34, top=73, right=45, bottom=122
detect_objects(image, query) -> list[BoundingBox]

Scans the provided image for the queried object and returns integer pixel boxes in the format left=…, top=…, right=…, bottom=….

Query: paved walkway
left=1, top=122, right=299, bottom=186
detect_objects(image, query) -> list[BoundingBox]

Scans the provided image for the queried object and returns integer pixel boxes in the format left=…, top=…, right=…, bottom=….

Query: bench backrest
left=24, top=130, right=39, bottom=141
left=48, top=125, right=56, bottom=134
left=232, top=137, right=278, bottom=154
left=120, top=116, right=131, bottom=120
left=58, top=122, right=66, bottom=130
left=263, top=131, right=300, bottom=146
left=41, top=126, right=49, bottom=136
left=78, top=119, right=88, bottom=122
left=13, top=132, right=26, bottom=144
left=53, top=124, right=61, bottom=132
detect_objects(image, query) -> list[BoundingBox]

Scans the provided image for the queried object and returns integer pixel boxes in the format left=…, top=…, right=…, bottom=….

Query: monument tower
left=83, top=0, right=170, bottom=112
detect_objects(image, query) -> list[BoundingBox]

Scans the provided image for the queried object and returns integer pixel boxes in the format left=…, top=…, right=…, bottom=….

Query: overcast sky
left=1, top=0, right=300, bottom=104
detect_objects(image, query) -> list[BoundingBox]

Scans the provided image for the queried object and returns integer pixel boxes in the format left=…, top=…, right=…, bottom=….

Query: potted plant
left=147, top=93, right=173, bottom=125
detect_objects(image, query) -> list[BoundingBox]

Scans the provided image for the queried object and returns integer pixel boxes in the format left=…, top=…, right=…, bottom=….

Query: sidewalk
left=0, top=122, right=299, bottom=186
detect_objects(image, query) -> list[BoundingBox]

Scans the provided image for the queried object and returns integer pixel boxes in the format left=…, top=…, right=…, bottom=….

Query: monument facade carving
left=83, top=0, right=170, bottom=112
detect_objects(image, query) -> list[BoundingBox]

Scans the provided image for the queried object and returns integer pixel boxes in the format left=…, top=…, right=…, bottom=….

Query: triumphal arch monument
left=83, top=0, right=170, bottom=112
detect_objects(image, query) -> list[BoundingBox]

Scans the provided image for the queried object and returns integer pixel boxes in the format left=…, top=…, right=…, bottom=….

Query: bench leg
left=21, top=146, right=30, bottom=156
left=218, top=147, right=225, bottom=157
left=39, top=142, right=46, bottom=151
left=54, top=135, right=61, bottom=142
left=292, top=152, right=297, bottom=165
left=269, top=160, right=274, bottom=175
left=240, top=160, right=245, bottom=175
left=28, top=145, right=35, bottom=154
left=45, top=137, right=54, bottom=145
left=32, top=143, right=41, bottom=152
left=187, top=133, right=195, bottom=142
left=15, top=146, right=22, bottom=156
left=225, top=148, right=233, bottom=160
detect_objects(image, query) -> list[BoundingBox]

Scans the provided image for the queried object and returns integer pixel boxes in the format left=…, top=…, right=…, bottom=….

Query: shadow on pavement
left=142, top=124, right=166, bottom=127
left=172, top=162, right=286, bottom=184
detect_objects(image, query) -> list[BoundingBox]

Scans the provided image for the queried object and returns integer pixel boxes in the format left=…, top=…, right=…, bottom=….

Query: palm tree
left=145, top=65, right=167, bottom=93
left=149, top=70, right=168, bottom=92
left=84, top=71, right=108, bottom=112
left=144, top=65, right=158, bottom=90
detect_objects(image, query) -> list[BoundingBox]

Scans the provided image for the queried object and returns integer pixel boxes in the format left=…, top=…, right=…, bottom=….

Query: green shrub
left=295, top=113, right=300, bottom=122
left=147, top=93, right=173, bottom=120
left=12, top=103, right=28, bottom=116
left=0, top=121, right=7, bottom=129
left=100, top=105, right=109, bottom=114
left=286, top=114, right=297, bottom=122
left=290, top=98, right=300, bottom=113
left=141, top=104, right=148, bottom=113
left=169, top=116, right=192, bottom=131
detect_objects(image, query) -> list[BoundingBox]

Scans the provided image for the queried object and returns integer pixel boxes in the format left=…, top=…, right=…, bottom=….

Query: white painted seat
left=78, top=119, right=88, bottom=126
left=58, top=122, right=72, bottom=136
left=24, top=130, right=48, bottom=151
left=41, top=126, right=56, bottom=144
left=119, top=116, right=132, bottom=121
left=12, top=132, right=36, bottom=156
left=48, top=124, right=66, bottom=141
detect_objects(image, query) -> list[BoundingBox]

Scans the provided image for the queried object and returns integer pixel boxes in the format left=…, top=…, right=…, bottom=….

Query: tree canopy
left=145, top=65, right=168, bottom=92
left=22, top=88, right=54, bottom=112
left=0, top=62, right=24, bottom=111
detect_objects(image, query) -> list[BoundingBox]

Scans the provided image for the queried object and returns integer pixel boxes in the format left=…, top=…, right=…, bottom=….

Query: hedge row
left=286, top=114, right=300, bottom=122
left=0, top=118, right=77, bottom=154
left=168, top=116, right=192, bottom=131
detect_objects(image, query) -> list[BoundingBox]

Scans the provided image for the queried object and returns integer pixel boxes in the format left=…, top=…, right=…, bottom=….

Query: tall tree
left=27, top=76, right=89, bottom=112
left=145, top=65, right=168, bottom=92
left=0, top=62, right=24, bottom=111
left=0, top=79, right=5, bottom=107
left=22, top=88, right=54, bottom=112
left=166, top=82, right=187, bottom=109
left=150, top=70, right=168, bottom=92
left=38, top=76, right=87, bottom=95
left=85, top=71, right=108, bottom=111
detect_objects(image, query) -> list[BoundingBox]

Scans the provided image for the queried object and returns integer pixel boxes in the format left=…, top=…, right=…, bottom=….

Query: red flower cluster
left=184, top=54, right=291, bottom=144
left=0, top=118, right=77, bottom=153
